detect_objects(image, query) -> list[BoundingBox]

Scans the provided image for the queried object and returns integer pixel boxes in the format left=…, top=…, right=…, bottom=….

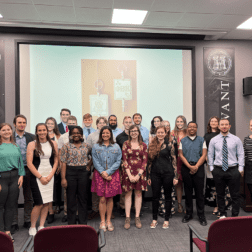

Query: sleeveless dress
left=30, top=141, right=54, bottom=205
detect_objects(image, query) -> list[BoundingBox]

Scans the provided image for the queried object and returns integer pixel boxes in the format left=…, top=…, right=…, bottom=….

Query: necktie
left=222, top=136, right=228, bottom=171
left=87, top=128, right=91, bottom=135
left=66, top=126, right=68, bottom=133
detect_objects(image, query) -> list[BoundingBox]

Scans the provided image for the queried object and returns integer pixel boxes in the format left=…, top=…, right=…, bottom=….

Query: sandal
left=162, top=221, right=169, bottom=229
left=99, top=221, right=107, bottom=232
left=150, top=220, right=158, bottom=229
left=7, top=233, right=14, bottom=243
left=178, top=203, right=184, bottom=213
left=106, top=221, right=114, bottom=232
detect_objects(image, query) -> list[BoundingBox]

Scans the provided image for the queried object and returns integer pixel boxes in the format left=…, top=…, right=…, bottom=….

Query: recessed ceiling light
left=237, top=17, right=252, bottom=29
left=112, top=9, right=147, bottom=25
left=0, top=14, right=3, bottom=18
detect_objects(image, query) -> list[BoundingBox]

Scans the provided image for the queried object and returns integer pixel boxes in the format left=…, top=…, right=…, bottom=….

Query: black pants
left=151, top=172, right=174, bottom=221
left=181, top=164, right=205, bottom=217
left=212, top=166, right=241, bottom=217
left=0, top=169, right=19, bottom=232
left=66, top=166, right=90, bottom=225
left=247, top=184, right=252, bottom=200
left=53, top=171, right=62, bottom=207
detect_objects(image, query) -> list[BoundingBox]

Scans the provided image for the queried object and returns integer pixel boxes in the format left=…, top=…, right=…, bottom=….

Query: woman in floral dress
left=122, top=125, right=148, bottom=230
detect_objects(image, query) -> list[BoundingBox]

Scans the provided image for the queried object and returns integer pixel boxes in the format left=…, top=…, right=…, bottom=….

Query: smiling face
left=83, top=117, right=93, bottom=127
left=130, top=126, right=139, bottom=140
left=0, top=125, right=12, bottom=140
left=156, top=127, right=166, bottom=141
left=46, top=119, right=55, bottom=132
left=97, top=119, right=107, bottom=131
left=123, top=118, right=132, bottom=131
left=176, top=117, right=185, bottom=130
left=153, top=118, right=161, bottom=128
left=133, top=115, right=142, bottom=126
left=162, top=121, right=170, bottom=133
left=109, top=116, right=117, bottom=126
left=36, top=125, right=48, bottom=141
left=61, top=111, right=70, bottom=124
left=14, top=117, right=27, bottom=132
left=219, top=119, right=231, bottom=134
left=102, top=129, right=111, bottom=142
left=210, top=118, right=219, bottom=131
left=187, top=123, right=197, bottom=136
left=71, top=128, right=82, bottom=142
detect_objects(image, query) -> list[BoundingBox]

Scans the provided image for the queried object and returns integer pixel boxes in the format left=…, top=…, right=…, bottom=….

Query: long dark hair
left=150, top=116, right=163, bottom=134
left=207, top=116, right=220, bottom=134
left=45, top=117, right=61, bottom=137
left=69, top=126, right=84, bottom=143
left=35, top=123, right=56, bottom=156
left=0, top=123, right=16, bottom=145
left=97, top=126, right=115, bottom=145
left=148, top=126, right=167, bottom=160
left=128, top=125, right=143, bottom=147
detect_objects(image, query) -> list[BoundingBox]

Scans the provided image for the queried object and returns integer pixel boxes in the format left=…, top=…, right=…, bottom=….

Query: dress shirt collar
left=101, top=142, right=113, bottom=147
left=220, top=132, right=231, bottom=138
left=15, top=131, right=26, bottom=138
left=62, top=122, right=67, bottom=131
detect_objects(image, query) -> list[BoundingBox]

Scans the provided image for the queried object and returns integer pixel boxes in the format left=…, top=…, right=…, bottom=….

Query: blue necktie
left=87, top=129, right=91, bottom=135
left=222, top=136, right=228, bottom=171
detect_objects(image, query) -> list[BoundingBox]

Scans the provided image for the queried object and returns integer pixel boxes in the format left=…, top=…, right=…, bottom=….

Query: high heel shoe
left=178, top=203, right=184, bottom=213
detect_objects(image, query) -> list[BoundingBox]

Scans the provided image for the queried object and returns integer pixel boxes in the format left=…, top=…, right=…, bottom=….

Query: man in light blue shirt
left=208, top=118, right=244, bottom=218
left=82, top=113, right=96, bottom=139
left=108, top=115, right=122, bottom=138
left=133, top=113, right=149, bottom=146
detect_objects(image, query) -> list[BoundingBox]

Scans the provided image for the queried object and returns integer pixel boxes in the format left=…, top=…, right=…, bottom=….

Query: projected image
left=82, top=59, right=137, bottom=126
left=19, top=44, right=192, bottom=132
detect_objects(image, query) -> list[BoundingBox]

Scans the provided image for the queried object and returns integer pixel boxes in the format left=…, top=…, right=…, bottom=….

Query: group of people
left=0, top=109, right=251, bottom=242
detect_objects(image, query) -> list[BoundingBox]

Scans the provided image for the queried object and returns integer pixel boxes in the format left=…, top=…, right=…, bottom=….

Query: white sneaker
left=29, top=227, right=37, bottom=236
left=219, top=216, right=226, bottom=219
left=38, top=226, right=45, bottom=231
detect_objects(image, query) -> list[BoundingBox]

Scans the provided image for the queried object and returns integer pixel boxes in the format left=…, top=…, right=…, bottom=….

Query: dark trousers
left=53, top=172, right=62, bottom=206
left=151, top=172, right=174, bottom=221
left=181, top=164, right=205, bottom=217
left=247, top=184, right=252, bottom=199
left=13, top=166, right=33, bottom=225
left=0, top=169, right=19, bottom=232
left=212, top=166, right=241, bottom=217
left=66, top=166, right=89, bottom=225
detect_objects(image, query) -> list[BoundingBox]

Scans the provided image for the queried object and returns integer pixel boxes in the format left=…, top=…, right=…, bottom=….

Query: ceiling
left=0, top=0, right=252, bottom=40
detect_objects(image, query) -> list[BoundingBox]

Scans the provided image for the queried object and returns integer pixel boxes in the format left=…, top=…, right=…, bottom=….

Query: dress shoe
left=182, top=214, right=193, bottom=223
left=11, top=224, right=19, bottom=234
left=62, top=215, right=68, bottom=222
left=23, top=222, right=31, bottom=229
left=199, top=216, right=207, bottom=226
left=47, top=214, right=54, bottom=224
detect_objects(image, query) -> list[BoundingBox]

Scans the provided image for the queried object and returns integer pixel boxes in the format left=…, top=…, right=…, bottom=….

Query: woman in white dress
left=27, top=123, right=58, bottom=236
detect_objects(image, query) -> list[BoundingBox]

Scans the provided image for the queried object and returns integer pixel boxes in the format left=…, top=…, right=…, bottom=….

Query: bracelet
left=38, top=176, right=42, bottom=180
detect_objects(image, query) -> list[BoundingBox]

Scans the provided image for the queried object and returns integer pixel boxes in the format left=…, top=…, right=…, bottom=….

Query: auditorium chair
left=188, top=216, right=252, bottom=252
left=0, top=232, right=14, bottom=252
left=23, top=225, right=106, bottom=252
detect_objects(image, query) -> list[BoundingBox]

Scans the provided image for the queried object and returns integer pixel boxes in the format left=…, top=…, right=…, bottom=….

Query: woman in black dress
left=148, top=126, right=178, bottom=229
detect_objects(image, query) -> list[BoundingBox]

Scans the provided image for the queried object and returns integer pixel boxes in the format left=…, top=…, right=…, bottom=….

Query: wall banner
left=203, top=48, right=235, bottom=134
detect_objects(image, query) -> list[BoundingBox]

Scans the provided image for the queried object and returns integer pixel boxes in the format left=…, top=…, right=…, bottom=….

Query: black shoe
left=10, top=224, right=19, bottom=234
left=47, top=214, right=54, bottom=224
left=62, top=215, right=68, bottom=222
left=23, top=222, right=31, bottom=229
left=119, top=208, right=126, bottom=217
left=199, top=216, right=207, bottom=226
left=182, top=215, right=193, bottom=223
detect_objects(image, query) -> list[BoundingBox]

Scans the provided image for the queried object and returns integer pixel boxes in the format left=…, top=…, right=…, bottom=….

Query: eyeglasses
left=130, top=130, right=139, bottom=133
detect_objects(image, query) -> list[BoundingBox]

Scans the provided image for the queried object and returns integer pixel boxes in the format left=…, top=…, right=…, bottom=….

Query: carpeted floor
left=13, top=201, right=252, bottom=252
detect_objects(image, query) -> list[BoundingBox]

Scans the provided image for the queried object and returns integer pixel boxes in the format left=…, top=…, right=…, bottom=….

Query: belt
left=214, top=165, right=238, bottom=169
left=189, top=162, right=197, bottom=165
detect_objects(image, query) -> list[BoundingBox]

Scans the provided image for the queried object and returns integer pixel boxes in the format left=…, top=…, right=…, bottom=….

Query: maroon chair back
left=0, top=232, right=14, bottom=252
left=34, top=225, right=99, bottom=252
left=208, top=216, right=252, bottom=252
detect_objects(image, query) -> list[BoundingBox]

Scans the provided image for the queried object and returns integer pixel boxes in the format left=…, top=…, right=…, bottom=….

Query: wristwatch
left=138, top=173, right=141, bottom=177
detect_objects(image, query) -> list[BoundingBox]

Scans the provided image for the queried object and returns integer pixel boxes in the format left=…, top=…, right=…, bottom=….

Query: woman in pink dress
left=121, top=125, right=148, bottom=230
left=171, top=115, right=187, bottom=213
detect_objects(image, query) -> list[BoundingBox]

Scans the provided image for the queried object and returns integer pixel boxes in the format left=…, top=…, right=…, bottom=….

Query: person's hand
left=86, top=165, right=91, bottom=172
left=101, top=171, right=108, bottom=179
left=18, top=176, right=23, bottom=189
left=129, top=175, right=135, bottom=183
left=46, top=175, right=53, bottom=182
left=240, top=171, right=244, bottom=177
left=61, top=178, right=67, bottom=188
left=106, top=176, right=112, bottom=181
left=134, top=175, right=140, bottom=182
left=173, top=178, right=178, bottom=186
left=147, top=179, right=151, bottom=186
left=40, top=177, right=49, bottom=185
left=190, top=166, right=198, bottom=174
